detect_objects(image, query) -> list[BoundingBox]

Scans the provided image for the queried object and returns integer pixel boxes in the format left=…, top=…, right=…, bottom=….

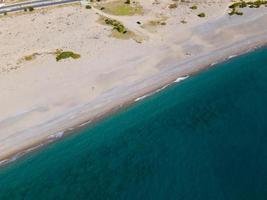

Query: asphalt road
left=0, top=0, right=80, bottom=14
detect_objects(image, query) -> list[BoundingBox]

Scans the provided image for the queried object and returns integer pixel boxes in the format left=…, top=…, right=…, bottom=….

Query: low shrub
left=56, top=51, right=81, bottom=61
left=105, top=18, right=127, bottom=33
left=169, top=3, right=177, bottom=9
left=190, top=5, right=197, bottom=9
left=28, top=6, right=34, bottom=11
left=197, top=13, right=205, bottom=17
left=228, top=0, right=267, bottom=15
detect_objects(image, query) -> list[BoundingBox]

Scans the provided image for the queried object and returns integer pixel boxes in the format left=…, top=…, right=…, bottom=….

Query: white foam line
left=0, top=159, right=8, bottom=166
left=24, top=144, right=44, bottom=153
left=228, top=54, right=237, bottom=59
left=174, top=75, right=189, bottom=83
left=135, top=82, right=176, bottom=102
left=134, top=94, right=150, bottom=102
left=155, top=84, right=170, bottom=93
left=0, top=133, right=66, bottom=167
left=0, top=143, right=47, bottom=167
left=10, top=152, right=24, bottom=162
left=48, top=131, right=65, bottom=139
left=210, top=62, right=218, bottom=67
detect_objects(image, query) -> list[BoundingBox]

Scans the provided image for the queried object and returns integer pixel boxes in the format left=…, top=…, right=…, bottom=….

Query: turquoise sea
left=0, top=47, right=267, bottom=200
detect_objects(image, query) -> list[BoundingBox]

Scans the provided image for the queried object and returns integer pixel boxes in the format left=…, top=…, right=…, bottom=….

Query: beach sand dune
left=0, top=0, right=267, bottom=161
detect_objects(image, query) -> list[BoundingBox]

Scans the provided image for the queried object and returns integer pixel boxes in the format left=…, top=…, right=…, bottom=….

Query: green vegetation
left=96, top=0, right=143, bottom=16
left=28, top=6, right=34, bottom=11
left=23, top=6, right=34, bottom=12
left=140, top=17, right=168, bottom=33
left=147, top=19, right=167, bottom=26
left=25, top=55, right=34, bottom=61
left=97, top=16, right=142, bottom=42
left=85, top=5, right=92, bottom=9
left=229, top=0, right=267, bottom=9
left=56, top=51, right=81, bottom=61
left=169, top=3, right=177, bottom=9
left=228, top=0, right=267, bottom=16
left=197, top=13, right=206, bottom=17
left=190, top=5, right=198, bottom=10
left=229, top=8, right=243, bottom=15
left=24, top=53, right=40, bottom=61
left=104, top=18, right=127, bottom=33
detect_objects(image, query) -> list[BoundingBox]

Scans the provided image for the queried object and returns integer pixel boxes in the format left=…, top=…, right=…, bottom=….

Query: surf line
left=135, top=75, right=189, bottom=102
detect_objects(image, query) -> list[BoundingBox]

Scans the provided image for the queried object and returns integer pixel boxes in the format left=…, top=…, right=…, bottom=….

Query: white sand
left=0, top=0, right=267, bottom=161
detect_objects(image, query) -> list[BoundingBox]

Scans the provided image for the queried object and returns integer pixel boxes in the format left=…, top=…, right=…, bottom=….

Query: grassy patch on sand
left=23, top=53, right=40, bottom=61
left=96, top=0, right=143, bottom=16
left=56, top=50, right=81, bottom=61
left=104, top=18, right=127, bottom=33
left=98, top=16, right=143, bottom=43
left=17, top=52, right=41, bottom=65
left=17, top=50, right=80, bottom=64
left=228, top=0, right=267, bottom=16
left=141, top=18, right=167, bottom=32
left=146, top=19, right=167, bottom=26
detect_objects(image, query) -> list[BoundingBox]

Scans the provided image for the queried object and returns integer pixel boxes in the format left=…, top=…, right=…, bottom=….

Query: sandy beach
left=0, top=0, right=267, bottom=163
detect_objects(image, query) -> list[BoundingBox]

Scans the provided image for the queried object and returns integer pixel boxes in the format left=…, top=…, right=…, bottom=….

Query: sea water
left=0, top=47, right=267, bottom=200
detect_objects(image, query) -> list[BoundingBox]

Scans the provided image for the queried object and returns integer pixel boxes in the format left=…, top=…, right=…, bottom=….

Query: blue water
left=0, top=47, right=267, bottom=200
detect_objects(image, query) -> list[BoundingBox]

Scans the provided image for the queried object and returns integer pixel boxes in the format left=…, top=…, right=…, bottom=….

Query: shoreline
left=0, top=40, right=266, bottom=168
left=1, top=2, right=267, bottom=168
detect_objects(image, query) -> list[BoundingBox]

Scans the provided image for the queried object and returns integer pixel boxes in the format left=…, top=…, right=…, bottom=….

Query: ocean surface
left=0, top=47, right=267, bottom=200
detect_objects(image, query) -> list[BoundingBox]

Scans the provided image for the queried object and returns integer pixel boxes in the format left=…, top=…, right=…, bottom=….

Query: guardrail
left=0, top=0, right=80, bottom=14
